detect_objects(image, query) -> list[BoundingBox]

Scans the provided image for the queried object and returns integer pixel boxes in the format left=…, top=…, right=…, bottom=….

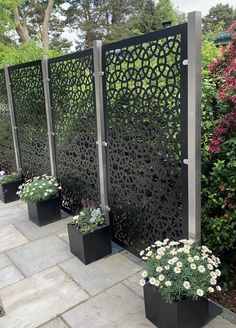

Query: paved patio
left=0, top=200, right=235, bottom=328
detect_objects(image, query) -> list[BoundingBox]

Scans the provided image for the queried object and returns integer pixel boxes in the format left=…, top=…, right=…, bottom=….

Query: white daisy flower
left=196, top=289, right=204, bottom=297
left=172, top=257, right=178, bottom=263
left=139, top=279, right=146, bottom=287
left=194, top=255, right=200, bottom=261
left=164, top=265, right=170, bottom=270
left=141, top=271, right=148, bottom=278
left=146, top=251, right=153, bottom=257
left=44, top=192, right=48, bottom=196
left=183, top=281, right=191, bottom=289
left=156, top=267, right=163, bottom=273
left=198, top=265, right=206, bottom=273
left=155, top=241, right=162, bottom=247
left=149, top=277, right=156, bottom=285
left=159, top=274, right=165, bottom=281
left=168, top=259, right=174, bottom=265
left=174, top=267, right=181, bottom=274
left=176, top=261, right=182, bottom=268
left=156, top=255, right=161, bottom=260
left=165, top=281, right=172, bottom=287
left=208, top=287, right=214, bottom=293
left=155, top=280, right=160, bottom=287
left=190, top=263, right=196, bottom=270
left=210, top=272, right=217, bottom=278
left=215, top=269, right=221, bottom=277
left=207, top=264, right=213, bottom=270
left=188, top=257, right=194, bottom=263
left=210, top=278, right=217, bottom=285
left=216, top=285, right=221, bottom=291
left=139, top=250, right=145, bottom=256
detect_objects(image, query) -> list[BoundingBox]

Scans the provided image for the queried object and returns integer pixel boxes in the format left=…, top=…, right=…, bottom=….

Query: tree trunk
left=13, top=7, right=30, bottom=43
left=42, top=0, right=55, bottom=51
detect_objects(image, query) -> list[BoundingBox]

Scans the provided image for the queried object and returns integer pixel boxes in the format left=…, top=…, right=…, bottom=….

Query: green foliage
left=139, top=239, right=222, bottom=303
left=155, top=0, right=185, bottom=28
left=0, top=172, right=21, bottom=185
left=203, top=3, right=236, bottom=33
left=201, top=30, right=236, bottom=289
left=18, top=175, right=60, bottom=203
left=71, top=206, right=105, bottom=234
left=0, top=41, right=61, bottom=68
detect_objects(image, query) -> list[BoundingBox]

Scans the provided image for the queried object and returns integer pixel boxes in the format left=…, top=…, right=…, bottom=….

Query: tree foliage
left=203, top=3, right=236, bottom=33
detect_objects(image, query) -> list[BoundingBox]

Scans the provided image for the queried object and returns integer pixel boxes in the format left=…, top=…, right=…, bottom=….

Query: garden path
left=0, top=200, right=235, bottom=328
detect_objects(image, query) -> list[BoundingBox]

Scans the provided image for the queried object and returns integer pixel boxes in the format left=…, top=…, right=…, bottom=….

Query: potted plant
left=67, top=199, right=112, bottom=265
left=0, top=170, right=22, bottom=203
left=139, top=239, right=222, bottom=328
left=17, top=174, right=61, bottom=226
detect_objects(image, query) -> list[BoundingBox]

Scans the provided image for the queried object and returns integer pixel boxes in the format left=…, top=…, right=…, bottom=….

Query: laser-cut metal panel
left=103, top=24, right=188, bottom=254
left=0, top=69, right=15, bottom=171
left=8, top=61, right=50, bottom=178
left=49, top=50, right=99, bottom=213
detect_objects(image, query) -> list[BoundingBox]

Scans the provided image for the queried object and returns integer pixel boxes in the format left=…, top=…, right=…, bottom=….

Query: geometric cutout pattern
left=103, top=25, right=188, bottom=254
left=8, top=61, right=50, bottom=178
left=49, top=50, right=99, bottom=213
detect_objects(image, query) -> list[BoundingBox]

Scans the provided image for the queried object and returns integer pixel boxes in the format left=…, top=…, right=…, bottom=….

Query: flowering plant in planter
left=17, top=175, right=62, bottom=226
left=0, top=170, right=22, bottom=203
left=70, top=198, right=106, bottom=234
left=0, top=171, right=21, bottom=185
left=139, top=239, right=221, bottom=303
left=139, top=239, right=222, bottom=327
left=68, top=198, right=111, bottom=265
left=17, top=175, right=61, bottom=203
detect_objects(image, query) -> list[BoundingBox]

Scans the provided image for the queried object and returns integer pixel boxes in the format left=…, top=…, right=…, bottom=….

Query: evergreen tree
left=155, top=0, right=185, bottom=28
left=136, top=0, right=158, bottom=34
left=203, top=3, right=236, bottom=32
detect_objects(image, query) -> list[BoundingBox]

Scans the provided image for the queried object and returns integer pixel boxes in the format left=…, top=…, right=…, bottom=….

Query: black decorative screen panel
left=49, top=50, right=99, bottom=213
left=103, top=24, right=188, bottom=254
left=0, top=70, right=15, bottom=171
left=9, top=61, right=49, bottom=177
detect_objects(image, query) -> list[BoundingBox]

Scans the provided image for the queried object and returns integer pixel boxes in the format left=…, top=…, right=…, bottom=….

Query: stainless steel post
left=187, top=11, right=202, bottom=243
left=93, top=40, right=109, bottom=220
left=41, top=56, right=57, bottom=178
left=4, top=65, right=22, bottom=172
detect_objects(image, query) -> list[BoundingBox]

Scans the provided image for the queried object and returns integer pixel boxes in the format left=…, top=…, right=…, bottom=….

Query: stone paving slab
left=123, top=271, right=143, bottom=298
left=15, top=217, right=72, bottom=241
left=0, top=266, right=89, bottom=328
left=59, top=253, right=141, bottom=296
left=63, top=283, right=155, bottom=328
left=0, top=207, right=28, bottom=227
left=0, top=224, right=28, bottom=253
left=0, top=264, right=24, bottom=289
left=0, top=253, right=11, bottom=269
left=7, top=235, right=73, bottom=276
left=38, top=317, right=69, bottom=328
left=205, top=316, right=236, bottom=328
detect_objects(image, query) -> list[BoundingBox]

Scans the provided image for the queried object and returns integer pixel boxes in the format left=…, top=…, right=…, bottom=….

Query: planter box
left=144, top=283, right=209, bottom=328
left=27, top=196, right=61, bottom=227
left=67, top=223, right=112, bottom=265
left=0, top=180, right=22, bottom=203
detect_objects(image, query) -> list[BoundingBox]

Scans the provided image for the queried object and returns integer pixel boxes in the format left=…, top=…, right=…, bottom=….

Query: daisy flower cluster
left=139, top=239, right=221, bottom=303
left=17, top=175, right=61, bottom=203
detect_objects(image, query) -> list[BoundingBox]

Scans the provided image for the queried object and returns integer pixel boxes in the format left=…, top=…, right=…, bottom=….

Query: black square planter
left=144, top=284, right=209, bottom=328
left=67, top=223, right=112, bottom=265
left=27, top=196, right=61, bottom=227
left=0, top=180, right=22, bottom=203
